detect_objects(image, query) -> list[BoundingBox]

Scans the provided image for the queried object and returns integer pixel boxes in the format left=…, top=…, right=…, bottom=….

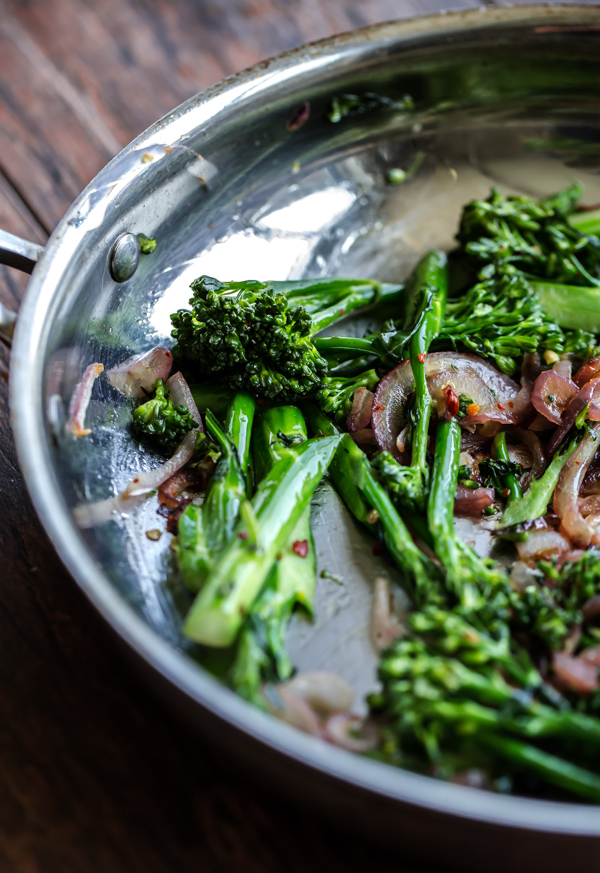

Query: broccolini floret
left=132, top=379, right=196, bottom=450
left=171, top=276, right=328, bottom=399
left=315, top=369, right=379, bottom=424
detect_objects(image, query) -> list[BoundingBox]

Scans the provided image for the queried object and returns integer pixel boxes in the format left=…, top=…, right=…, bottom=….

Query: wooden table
left=0, top=1, right=594, bottom=870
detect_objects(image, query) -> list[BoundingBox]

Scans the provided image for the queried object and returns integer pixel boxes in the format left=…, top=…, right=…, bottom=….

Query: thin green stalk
left=493, top=431, right=522, bottom=501
left=183, top=435, right=340, bottom=646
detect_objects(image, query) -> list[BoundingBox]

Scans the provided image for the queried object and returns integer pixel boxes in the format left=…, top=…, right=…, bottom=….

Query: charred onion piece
left=106, top=346, right=174, bottom=397
left=66, top=362, right=104, bottom=437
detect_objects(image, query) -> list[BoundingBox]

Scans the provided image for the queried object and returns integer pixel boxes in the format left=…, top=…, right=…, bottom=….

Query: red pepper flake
left=373, top=403, right=386, bottom=413
left=292, top=540, right=309, bottom=558
left=508, top=401, right=514, bottom=409
left=418, top=353, right=426, bottom=364
left=466, top=403, right=480, bottom=416
left=287, top=101, right=310, bottom=131
left=502, top=488, right=510, bottom=498
left=373, top=542, right=383, bottom=557
left=238, top=532, right=248, bottom=540
left=443, top=385, right=459, bottom=418
left=338, top=308, right=345, bottom=315
left=497, top=403, right=506, bottom=411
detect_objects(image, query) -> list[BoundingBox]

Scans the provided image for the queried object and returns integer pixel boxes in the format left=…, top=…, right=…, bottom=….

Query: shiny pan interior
left=10, top=6, right=600, bottom=869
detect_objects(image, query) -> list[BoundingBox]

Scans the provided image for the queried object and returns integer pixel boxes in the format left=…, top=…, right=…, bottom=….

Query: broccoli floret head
left=371, top=450, right=427, bottom=514
left=132, top=379, right=196, bottom=450
left=170, top=276, right=328, bottom=399
left=315, top=368, right=379, bottom=424
left=457, top=184, right=600, bottom=286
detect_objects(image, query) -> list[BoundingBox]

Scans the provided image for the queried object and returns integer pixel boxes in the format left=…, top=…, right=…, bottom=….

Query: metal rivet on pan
left=109, top=232, right=140, bottom=283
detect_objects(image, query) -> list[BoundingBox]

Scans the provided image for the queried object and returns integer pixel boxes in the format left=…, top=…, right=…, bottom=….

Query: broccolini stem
left=225, top=391, right=256, bottom=496
left=203, top=407, right=248, bottom=561
left=183, top=434, right=340, bottom=646
left=303, top=404, right=437, bottom=600
left=498, top=439, right=578, bottom=529
left=532, top=280, right=600, bottom=332
left=405, top=251, right=448, bottom=481
left=569, top=208, right=600, bottom=237
left=479, top=734, right=600, bottom=803
left=427, top=419, right=462, bottom=587
left=493, top=431, right=522, bottom=501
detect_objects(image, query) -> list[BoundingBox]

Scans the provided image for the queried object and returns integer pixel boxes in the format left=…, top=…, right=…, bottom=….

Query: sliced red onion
left=531, top=370, right=578, bottom=424
left=522, top=352, right=543, bottom=383
left=350, top=428, right=374, bottom=446
left=166, top=371, right=202, bottom=428
left=509, top=428, right=545, bottom=479
left=74, top=430, right=198, bottom=528
left=515, top=528, right=571, bottom=563
left=553, top=651, right=599, bottom=695
left=461, top=380, right=532, bottom=427
left=124, top=430, right=197, bottom=497
left=158, top=469, right=204, bottom=510
left=396, top=425, right=409, bottom=455
left=574, top=356, right=600, bottom=388
left=66, top=362, right=104, bottom=437
left=72, top=491, right=147, bottom=529
left=579, top=495, right=600, bottom=517
left=106, top=346, right=173, bottom=397
left=552, top=359, right=573, bottom=381
left=579, top=646, right=600, bottom=666
left=529, top=413, right=554, bottom=432
left=285, top=671, right=354, bottom=715
left=323, top=714, right=379, bottom=753
left=268, top=685, right=322, bottom=736
left=546, top=378, right=600, bottom=459
left=371, top=576, right=405, bottom=652
left=554, top=425, right=600, bottom=547
left=371, top=352, right=519, bottom=460
left=347, top=386, right=374, bottom=433
left=454, top=484, right=495, bottom=517
left=576, top=377, right=600, bottom=422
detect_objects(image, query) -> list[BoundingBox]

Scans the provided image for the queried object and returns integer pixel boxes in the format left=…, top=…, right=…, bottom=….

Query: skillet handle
left=0, top=229, right=45, bottom=345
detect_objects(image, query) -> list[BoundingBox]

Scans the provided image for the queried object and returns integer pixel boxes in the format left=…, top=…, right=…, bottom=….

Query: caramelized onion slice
left=554, top=424, right=600, bottom=547
left=531, top=370, right=578, bottom=424
left=454, top=484, right=495, bottom=517
left=515, top=528, right=571, bottom=563
left=285, top=671, right=354, bottom=715
left=166, top=371, right=202, bottom=427
left=371, top=352, right=519, bottom=460
left=574, top=356, right=600, bottom=388
left=66, top=362, right=104, bottom=437
left=73, top=430, right=198, bottom=528
left=553, top=651, right=599, bottom=695
left=347, top=387, right=374, bottom=433
left=106, top=346, right=173, bottom=397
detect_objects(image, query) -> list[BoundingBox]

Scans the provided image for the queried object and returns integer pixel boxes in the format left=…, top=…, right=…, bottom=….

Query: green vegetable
left=171, top=276, right=402, bottom=399
left=498, top=439, right=578, bottom=528
left=376, top=609, right=600, bottom=801
left=231, top=406, right=317, bottom=704
left=427, top=419, right=508, bottom=616
left=137, top=232, right=157, bottom=254
left=132, top=379, right=196, bottom=450
left=480, top=433, right=523, bottom=501
left=404, top=250, right=448, bottom=499
left=175, top=395, right=252, bottom=592
left=183, top=434, right=340, bottom=646
left=327, top=92, right=414, bottom=124
left=315, top=369, right=379, bottom=426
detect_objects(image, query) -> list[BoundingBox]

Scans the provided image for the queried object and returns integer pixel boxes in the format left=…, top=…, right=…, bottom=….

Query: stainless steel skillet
left=4, top=6, right=600, bottom=870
